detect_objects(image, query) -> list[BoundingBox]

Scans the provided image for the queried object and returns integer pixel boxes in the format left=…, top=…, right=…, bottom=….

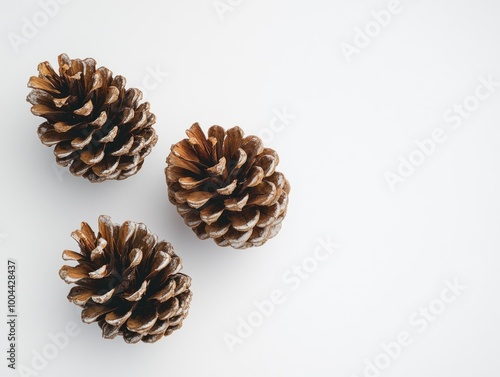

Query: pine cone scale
left=104, top=307, right=133, bottom=327
left=28, top=75, right=60, bottom=94
left=101, top=322, right=120, bottom=339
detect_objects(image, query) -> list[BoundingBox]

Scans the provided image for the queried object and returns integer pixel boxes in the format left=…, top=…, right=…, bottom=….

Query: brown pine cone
left=27, top=53, right=158, bottom=182
left=165, top=123, right=290, bottom=249
left=59, top=215, right=192, bottom=344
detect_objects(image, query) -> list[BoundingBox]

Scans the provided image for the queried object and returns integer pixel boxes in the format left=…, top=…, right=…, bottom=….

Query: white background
left=1, top=0, right=500, bottom=376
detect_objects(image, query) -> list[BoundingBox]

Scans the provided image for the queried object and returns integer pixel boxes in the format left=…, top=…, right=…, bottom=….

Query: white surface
left=1, top=0, right=500, bottom=376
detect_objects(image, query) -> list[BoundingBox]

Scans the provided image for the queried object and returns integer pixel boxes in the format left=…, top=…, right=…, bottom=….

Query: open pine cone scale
left=59, top=216, right=192, bottom=344
left=166, top=123, right=290, bottom=249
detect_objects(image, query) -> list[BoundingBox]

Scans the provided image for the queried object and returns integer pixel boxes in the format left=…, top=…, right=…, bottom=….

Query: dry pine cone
left=27, top=53, right=157, bottom=182
left=59, top=215, right=192, bottom=344
left=166, top=123, right=290, bottom=249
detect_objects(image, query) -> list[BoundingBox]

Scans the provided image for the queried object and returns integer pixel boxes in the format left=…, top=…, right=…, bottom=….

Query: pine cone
left=27, top=53, right=158, bottom=182
left=165, top=123, right=290, bottom=249
left=59, top=215, right=192, bottom=344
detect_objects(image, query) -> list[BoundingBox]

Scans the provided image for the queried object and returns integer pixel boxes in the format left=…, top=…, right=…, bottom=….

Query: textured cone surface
left=59, top=216, right=192, bottom=343
left=165, top=123, right=290, bottom=249
left=27, top=53, right=158, bottom=182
